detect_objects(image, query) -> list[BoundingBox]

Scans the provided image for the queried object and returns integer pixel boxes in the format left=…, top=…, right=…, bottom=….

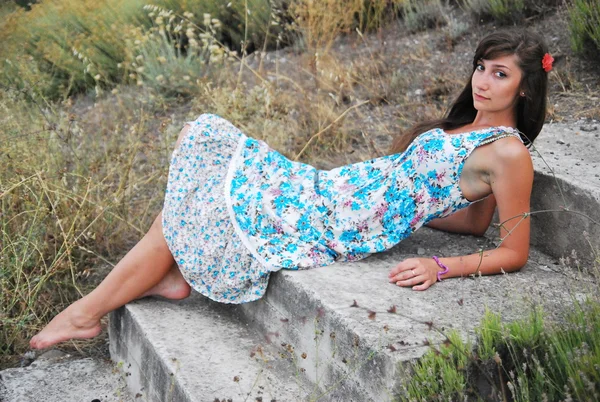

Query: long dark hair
left=390, top=29, right=549, bottom=154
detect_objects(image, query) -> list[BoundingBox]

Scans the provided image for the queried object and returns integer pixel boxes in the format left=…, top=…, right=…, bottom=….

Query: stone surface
left=0, top=354, right=132, bottom=402
left=239, top=227, right=588, bottom=401
left=109, top=295, right=305, bottom=402
left=530, top=122, right=600, bottom=268
left=109, top=229, right=592, bottom=401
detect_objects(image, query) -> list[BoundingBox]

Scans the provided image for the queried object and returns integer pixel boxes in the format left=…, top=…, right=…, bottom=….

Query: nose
left=473, top=73, right=490, bottom=93
left=473, top=74, right=490, bottom=92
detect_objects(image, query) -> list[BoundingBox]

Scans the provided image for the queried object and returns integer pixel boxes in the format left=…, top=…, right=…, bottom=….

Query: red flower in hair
left=542, top=53, right=554, bottom=73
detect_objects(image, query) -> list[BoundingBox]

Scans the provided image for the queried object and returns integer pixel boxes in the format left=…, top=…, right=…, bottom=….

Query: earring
left=520, top=91, right=525, bottom=97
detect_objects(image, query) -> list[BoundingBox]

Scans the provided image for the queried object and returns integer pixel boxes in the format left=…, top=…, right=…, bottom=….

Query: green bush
left=569, top=0, right=600, bottom=56
left=399, top=300, right=600, bottom=401
left=461, top=0, right=561, bottom=25
left=404, top=330, right=472, bottom=401
left=0, top=0, right=404, bottom=100
left=401, top=0, right=447, bottom=33
left=0, top=0, right=278, bottom=100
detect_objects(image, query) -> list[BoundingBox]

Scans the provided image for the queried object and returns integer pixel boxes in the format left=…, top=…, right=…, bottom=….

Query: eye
left=495, top=71, right=507, bottom=78
left=476, top=63, right=484, bottom=71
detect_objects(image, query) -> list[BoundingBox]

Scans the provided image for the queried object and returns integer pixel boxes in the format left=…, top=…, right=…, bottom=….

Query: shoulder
left=489, top=129, right=531, bottom=162
left=487, top=138, right=533, bottom=188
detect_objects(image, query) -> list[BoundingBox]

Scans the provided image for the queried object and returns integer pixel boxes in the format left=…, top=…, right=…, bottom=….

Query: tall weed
left=568, top=0, right=600, bottom=56
left=119, top=5, right=238, bottom=98
left=460, top=0, right=561, bottom=24
left=288, top=0, right=405, bottom=53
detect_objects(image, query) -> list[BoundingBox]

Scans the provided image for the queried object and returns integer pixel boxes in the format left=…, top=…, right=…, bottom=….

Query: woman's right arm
left=425, top=194, right=497, bottom=236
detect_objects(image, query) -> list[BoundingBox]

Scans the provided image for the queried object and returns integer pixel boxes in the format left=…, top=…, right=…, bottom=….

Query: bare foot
left=30, top=303, right=102, bottom=349
left=139, top=265, right=191, bottom=300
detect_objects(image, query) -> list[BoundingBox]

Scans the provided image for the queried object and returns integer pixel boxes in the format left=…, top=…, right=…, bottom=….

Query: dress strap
left=478, top=128, right=524, bottom=147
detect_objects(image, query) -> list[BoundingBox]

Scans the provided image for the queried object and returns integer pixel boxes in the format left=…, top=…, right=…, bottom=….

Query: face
left=471, top=54, right=523, bottom=116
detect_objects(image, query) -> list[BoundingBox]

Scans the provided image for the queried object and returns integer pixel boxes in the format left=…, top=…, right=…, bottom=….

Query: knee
left=175, top=124, right=191, bottom=149
left=150, top=211, right=163, bottom=233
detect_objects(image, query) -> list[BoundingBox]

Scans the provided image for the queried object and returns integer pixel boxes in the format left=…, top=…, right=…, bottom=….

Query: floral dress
left=162, top=114, right=523, bottom=303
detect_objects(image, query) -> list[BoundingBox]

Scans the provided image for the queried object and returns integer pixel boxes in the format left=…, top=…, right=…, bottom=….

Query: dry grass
left=0, top=86, right=178, bottom=365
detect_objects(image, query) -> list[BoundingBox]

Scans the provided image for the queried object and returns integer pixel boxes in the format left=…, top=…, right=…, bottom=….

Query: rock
left=0, top=357, right=133, bottom=402
left=37, top=349, right=68, bottom=361
left=579, top=125, right=598, bottom=132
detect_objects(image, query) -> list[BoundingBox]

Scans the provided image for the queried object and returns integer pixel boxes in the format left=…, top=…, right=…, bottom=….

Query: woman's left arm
left=389, top=141, right=533, bottom=290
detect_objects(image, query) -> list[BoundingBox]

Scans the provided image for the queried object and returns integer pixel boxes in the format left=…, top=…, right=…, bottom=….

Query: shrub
left=117, top=5, right=240, bottom=99
left=401, top=0, right=448, bottom=33
left=460, top=0, right=561, bottom=25
left=399, top=300, right=600, bottom=402
left=288, top=0, right=404, bottom=53
left=0, top=0, right=277, bottom=100
left=403, top=330, right=472, bottom=401
left=568, top=0, right=600, bottom=56
left=0, top=0, right=409, bottom=100
left=461, top=0, right=521, bottom=24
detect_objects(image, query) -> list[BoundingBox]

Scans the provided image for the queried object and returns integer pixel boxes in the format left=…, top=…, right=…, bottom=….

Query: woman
left=30, top=29, right=551, bottom=349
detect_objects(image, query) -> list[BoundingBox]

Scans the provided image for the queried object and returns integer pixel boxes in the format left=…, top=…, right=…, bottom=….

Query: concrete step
left=109, top=296, right=308, bottom=402
left=110, top=229, right=587, bottom=401
left=238, top=229, right=587, bottom=401
left=0, top=352, right=132, bottom=402
left=530, top=122, right=600, bottom=268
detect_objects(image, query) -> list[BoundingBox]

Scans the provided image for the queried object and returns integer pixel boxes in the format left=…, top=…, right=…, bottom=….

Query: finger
left=395, top=274, right=425, bottom=288
left=412, top=280, right=432, bottom=291
left=393, top=266, right=422, bottom=282
left=388, top=260, right=417, bottom=277
left=390, top=269, right=416, bottom=283
left=389, top=262, right=417, bottom=279
left=388, top=264, right=406, bottom=277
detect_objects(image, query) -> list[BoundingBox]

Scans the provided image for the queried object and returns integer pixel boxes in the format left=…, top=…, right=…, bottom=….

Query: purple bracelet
left=432, top=256, right=449, bottom=281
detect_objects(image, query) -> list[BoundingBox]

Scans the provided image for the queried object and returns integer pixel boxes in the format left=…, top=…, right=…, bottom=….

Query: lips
left=474, top=93, right=489, bottom=101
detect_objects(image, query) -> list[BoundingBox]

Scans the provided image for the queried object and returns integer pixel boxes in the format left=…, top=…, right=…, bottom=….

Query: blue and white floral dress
left=162, top=114, right=523, bottom=303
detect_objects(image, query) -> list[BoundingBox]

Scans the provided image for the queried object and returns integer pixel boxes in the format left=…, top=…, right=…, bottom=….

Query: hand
left=388, top=257, right=438, bottom=291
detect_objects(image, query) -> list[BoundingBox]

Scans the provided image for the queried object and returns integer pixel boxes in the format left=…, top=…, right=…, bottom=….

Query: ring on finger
left=411, top=269, right=416, bottom=276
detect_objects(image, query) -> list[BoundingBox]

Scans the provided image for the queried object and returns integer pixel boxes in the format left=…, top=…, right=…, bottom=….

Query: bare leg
left=138, top=263, right=191, bottom=300
left=30, top=212, right=187, bottom=349
left=137, top=124, right=193, bottom=301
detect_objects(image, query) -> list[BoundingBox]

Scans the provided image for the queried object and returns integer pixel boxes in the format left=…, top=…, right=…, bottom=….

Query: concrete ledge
left=531, top=122, right=600, bottom=268
left=0, top=354, right=132, bottom=402
left=239, top=228, right=585, bottom=400
left=111, top=230, right=585, bottom=401
left=109, top=296, right=303, bottom=402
